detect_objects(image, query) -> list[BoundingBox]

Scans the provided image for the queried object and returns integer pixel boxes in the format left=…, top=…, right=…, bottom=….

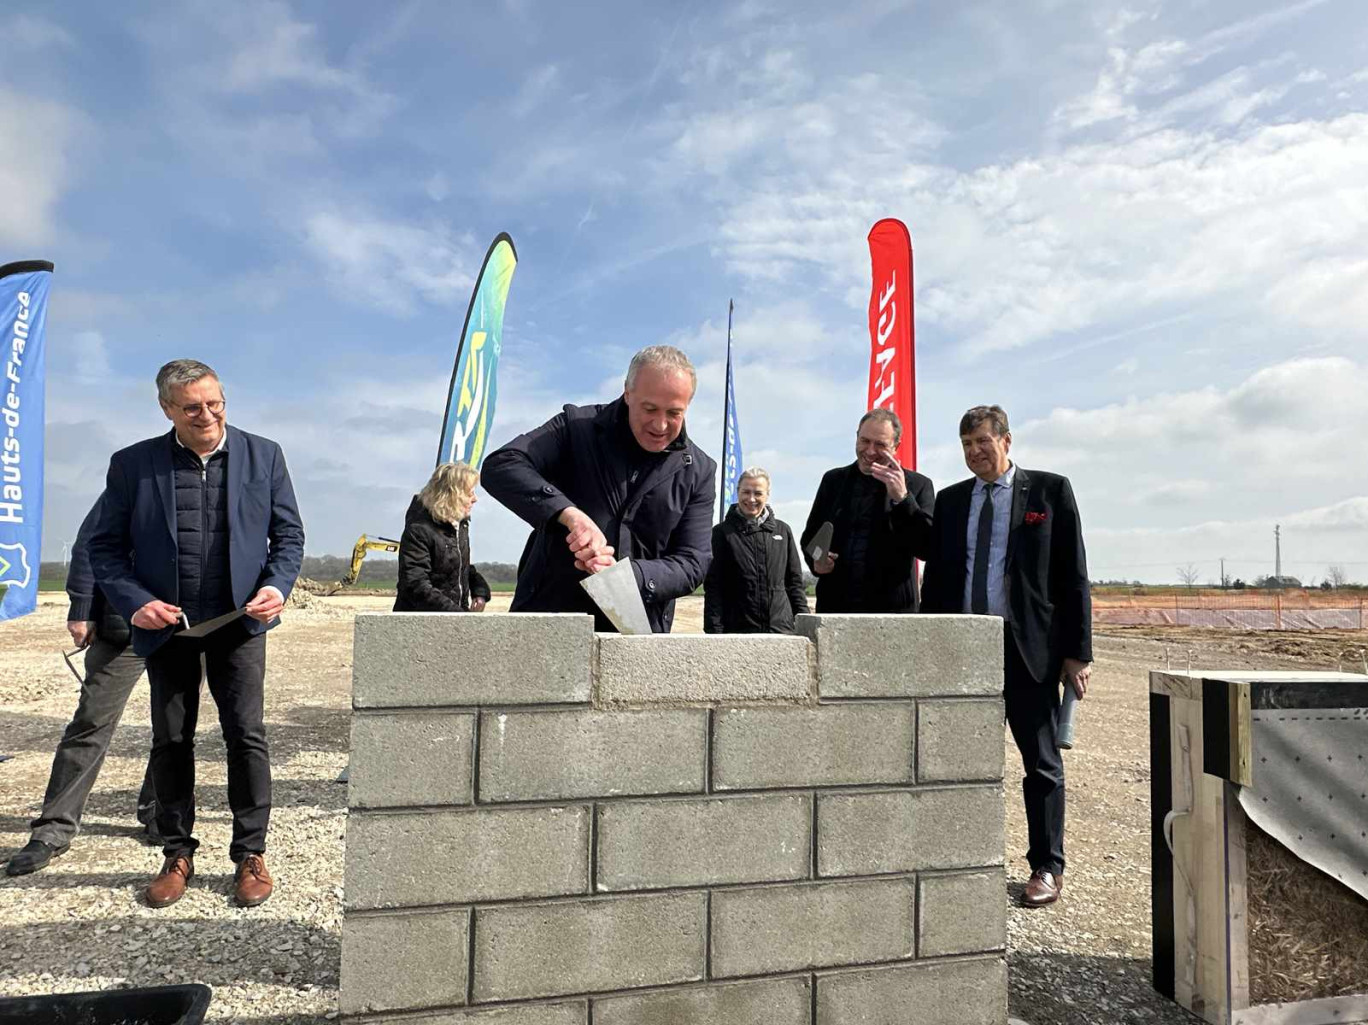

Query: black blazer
left=481, top=398, right=716, bottom=633
left=800, top=462, right=934, bottom=613
left=921, top=466, right=1091, bottom=684
left=87, top=425, right=305, bottom=656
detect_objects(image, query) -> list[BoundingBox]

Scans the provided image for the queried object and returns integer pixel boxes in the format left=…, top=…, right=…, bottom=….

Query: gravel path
left=0, top=596, right=362, bottom=1023
left=2, top=597, right=1356, bottom=1023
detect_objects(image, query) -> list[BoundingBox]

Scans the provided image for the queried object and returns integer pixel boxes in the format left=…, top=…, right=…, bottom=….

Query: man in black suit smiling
left=920, top=405, right=1092, bottom=907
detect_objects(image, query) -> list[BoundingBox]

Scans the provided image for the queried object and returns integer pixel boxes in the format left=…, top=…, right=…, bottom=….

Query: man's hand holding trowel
left=560, top=508, right=652, bottom=636
left=559, top=507, right=616, bottom=574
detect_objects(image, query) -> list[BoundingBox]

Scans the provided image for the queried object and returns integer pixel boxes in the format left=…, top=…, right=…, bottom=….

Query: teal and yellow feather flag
left=437, top=233, right=517, bottom=469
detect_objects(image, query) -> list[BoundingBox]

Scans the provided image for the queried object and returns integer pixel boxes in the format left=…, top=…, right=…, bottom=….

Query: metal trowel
left=806, top=521, right=834, bottom=563
left=579, top=557, right=653, bottom=635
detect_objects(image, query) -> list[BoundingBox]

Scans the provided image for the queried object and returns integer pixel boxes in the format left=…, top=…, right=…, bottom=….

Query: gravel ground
left=1, top=597, right=1361, bottom=1023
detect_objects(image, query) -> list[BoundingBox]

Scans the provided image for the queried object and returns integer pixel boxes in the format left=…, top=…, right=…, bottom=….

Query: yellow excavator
left=326, top=534, right=401, bottom=594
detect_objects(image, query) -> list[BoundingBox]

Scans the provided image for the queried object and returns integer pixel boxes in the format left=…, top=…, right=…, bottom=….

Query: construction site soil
left=2, top=595, right=1364, bottom=1024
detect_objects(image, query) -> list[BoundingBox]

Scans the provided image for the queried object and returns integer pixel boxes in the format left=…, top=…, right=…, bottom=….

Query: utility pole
left=1274, top=524, right=1282, bottom=584
left=1220, top=557, right=1226, bottom=589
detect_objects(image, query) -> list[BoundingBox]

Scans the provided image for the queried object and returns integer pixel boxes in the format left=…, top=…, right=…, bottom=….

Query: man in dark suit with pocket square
left=921, top=405, right=1091, bottom=907
left=88, top=359, right=304, bottom=909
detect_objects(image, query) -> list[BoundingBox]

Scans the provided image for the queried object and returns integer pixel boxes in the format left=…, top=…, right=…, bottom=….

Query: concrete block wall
left=342, top=612, right=1007, bottom=1025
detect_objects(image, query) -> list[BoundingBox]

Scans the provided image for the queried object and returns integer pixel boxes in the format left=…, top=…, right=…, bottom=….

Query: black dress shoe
left=5, top=839, right=69, bottom=876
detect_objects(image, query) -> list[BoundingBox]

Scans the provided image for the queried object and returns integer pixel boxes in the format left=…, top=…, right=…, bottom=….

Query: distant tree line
left=293, top=557, right=520, bottom=587
left=30, top=559, right=1359, bottom=595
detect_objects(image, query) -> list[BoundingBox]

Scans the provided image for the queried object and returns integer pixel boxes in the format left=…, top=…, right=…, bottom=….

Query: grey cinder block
left=353, top=613, right=593, bottom=708
left=594, top=634, right=815, bottom=706
left=340, top=908, right=469, bottom=1015
left=919, top=869, right=1007, bottom=957
left=796, top=614, right=1003, bottom=698
left=349, top=711, right=474, bottom=808
left=472, top=892, right=707, bottom=1002
left=596, top=793, right=811, bottom=891
left=345, top=805, right=589, bottom=910
left=711, top=878, right=915, bottom=977
left=917, top=699, right=1005, bottom=783
left=594, top=976, right=812, bottom=1025
left=350, top=1002, right=588, bottom=1024
left=712, top=704, right=914, bottom=790
left=478, top=708, right=706, bottom=802
left=816, top=957, right=1008, bottom=1025
left=818, top=787, right=1004, bottom=877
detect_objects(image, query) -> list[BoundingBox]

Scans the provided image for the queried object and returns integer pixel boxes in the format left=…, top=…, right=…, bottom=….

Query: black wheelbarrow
left=0, top=983, right=211, bottom=1024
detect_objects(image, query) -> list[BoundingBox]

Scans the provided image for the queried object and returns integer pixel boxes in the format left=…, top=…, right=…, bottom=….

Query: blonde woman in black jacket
left=704, top=467, right=809, bottom=634
left=394, top=462, right=492, bottom=612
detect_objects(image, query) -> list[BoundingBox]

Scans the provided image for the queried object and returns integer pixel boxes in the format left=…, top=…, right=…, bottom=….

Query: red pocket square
left=1024, top=511, right=1048, bottom=525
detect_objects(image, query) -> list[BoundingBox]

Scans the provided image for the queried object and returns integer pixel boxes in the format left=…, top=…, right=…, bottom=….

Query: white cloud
left=512, top=64, right=561, bottom=118
left=650, top=2, right=1366, bottom=367
left=1089, top=495, right=1368, bottom=583
left=69, top=331, right=113, bottom=383
left=0, top=89, right=83, bottom=247
left=425, top=173, right=451, bottom=202
left=1055, top=0, right=1333, bottom=134
left=1004, top=357, right=1368, bottom=577
left=9, top=14, right=76, bottom=50
left=1284, top=496, right=1368, bottom=532
left=703, top=111, right=1368, bottom=356
left=141, top=0, right=397, bottom=147
left=220, top=4, right=354, bottom=92
left=301, top=210, right=477, bottom=315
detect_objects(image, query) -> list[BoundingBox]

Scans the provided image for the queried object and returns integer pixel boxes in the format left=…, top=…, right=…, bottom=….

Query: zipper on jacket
left=200, top=462, right=209, bottom=618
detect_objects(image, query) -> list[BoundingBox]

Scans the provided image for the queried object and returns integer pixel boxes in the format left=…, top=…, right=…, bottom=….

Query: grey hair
left=157, top=359, right=221, bottom=404
left=625, top=345, right=697, bottom=396
left=738, top=466, right=771, bottom=489
left=959, top=405, right=1009, bottom=438
left=858, top=407, right=902, bottom=445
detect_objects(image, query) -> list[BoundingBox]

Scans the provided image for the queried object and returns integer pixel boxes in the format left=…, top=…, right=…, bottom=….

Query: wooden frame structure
left=1150, top=670, right=1368, bottom=1025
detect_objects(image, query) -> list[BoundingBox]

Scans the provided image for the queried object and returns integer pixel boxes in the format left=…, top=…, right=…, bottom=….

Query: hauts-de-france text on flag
left=0, top=260, right=53, bottom=622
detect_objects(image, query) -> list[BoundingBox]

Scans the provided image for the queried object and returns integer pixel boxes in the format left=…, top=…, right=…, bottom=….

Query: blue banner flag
left=0, top=260, right=53, bottom=622
left=720, top=300, right=743, bottom=520
left=437, top=233, right=517, bottom=470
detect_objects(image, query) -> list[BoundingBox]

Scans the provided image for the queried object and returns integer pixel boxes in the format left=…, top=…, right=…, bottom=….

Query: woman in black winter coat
left=394, top=462, right=492, bottom=613
left=704, top=467, right=810, bottom=633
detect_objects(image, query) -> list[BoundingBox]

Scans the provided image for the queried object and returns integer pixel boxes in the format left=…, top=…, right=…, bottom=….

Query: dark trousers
left=1004, top=632, right=1066, bottom=875
left=29, top=638, right=157, bottom=847
left=146, top=624, right=271, bottom=862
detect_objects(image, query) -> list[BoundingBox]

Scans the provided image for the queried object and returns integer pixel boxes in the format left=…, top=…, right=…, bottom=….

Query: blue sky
left=5, top=0, right=1368, bottom=584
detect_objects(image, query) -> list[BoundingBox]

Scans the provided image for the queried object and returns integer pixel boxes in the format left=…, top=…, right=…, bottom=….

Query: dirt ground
left=1, top=596, right=1364, bottom=1023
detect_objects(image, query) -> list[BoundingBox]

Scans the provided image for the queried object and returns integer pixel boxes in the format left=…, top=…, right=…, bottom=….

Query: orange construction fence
left=1092, top=589, right=1367, bottom=631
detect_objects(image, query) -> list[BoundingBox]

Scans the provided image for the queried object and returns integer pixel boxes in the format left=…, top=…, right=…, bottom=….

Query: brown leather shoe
left=1022, top=868, right=1063, bottom=907
left=146, top=855, right=194, bottom=908
left=233, top=853, right=273, bottom=907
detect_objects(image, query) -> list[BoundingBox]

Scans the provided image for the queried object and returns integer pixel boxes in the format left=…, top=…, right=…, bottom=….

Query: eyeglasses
left=170, top=399, right=225, bottom=418
left=62, top=648, right=85, bottom=684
